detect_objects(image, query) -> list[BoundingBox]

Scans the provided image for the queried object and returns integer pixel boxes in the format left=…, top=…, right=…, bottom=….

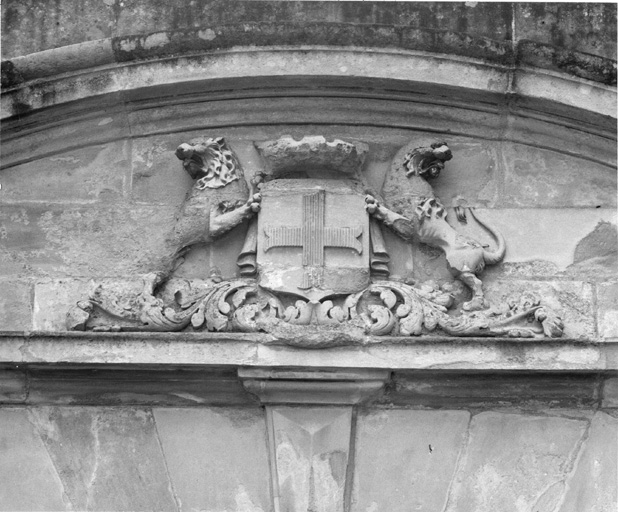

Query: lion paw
left=249, top=193, right=262, bottom=213
left=463, top=297, right=489, bottom=312
left=365, top=195, right=379, bottom=214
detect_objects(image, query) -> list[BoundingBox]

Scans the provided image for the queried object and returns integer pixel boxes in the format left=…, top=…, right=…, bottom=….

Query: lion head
left=402, top=141, right=452, bottom=179
left=175, top=137, right=240, bottom=189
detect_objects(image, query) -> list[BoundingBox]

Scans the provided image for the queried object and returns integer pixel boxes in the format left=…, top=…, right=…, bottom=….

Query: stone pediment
left=67, top=135, right=564, bottom=345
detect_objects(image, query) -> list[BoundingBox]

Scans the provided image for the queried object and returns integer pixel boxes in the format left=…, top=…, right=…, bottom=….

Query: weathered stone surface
left=1, top=107, right=129, bottom=169
left=27, top=367, right=255, bottom=406
left=29, top=407, right=177, bottom=511
left=474, top=208, right=617, bottom=273
left=557, top=412, right=618, bottom=512
left=154, top=407, right=271, bottom=512
left=0, top=408, right=68, bottom=511
left=1, top=0, right=113, bottom=58
left=33, top=278, right=90, bottom=331
left=3, top=332, right=612, bottom=370
left=0, top=279, right=32, bottom=330
left=0, top=203, right=176, bottom=277
left=0, top=367, right=27, bottom=402
left=597, top=282, right=618, bottom=339
left=256, top=135, right=368, bottom=177
left=426, top=142, right=499, bottom=208
left=444, top=412, right=589, bottom=512
left=602, top=377, right=618, bottom=408
left=513, top=3, right=616, bottom=60
left=352, top=410, right=469, bottom=512
left=131, top=136, right=194, bottom=205
left=501, top=143, right=617, bottom=207
left=240, top=369, right=389, bottom=405
left=483, top=280, right=594, bottom=339
left=383, top=372, right=601, bottom=409
left=1, top=141, right=129, bottom=203
left=270, top=406, right=352, bottom=512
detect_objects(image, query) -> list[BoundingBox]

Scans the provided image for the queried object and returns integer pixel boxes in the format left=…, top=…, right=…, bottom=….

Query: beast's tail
left=466, top=208, right=506, bottom=265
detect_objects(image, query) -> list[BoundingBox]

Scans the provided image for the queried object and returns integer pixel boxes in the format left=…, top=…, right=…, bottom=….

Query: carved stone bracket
left=238, top=368, right=390, bottom=405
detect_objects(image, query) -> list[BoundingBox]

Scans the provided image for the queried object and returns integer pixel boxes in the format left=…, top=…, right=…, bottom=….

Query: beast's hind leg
left=458, top=271, right=488, bottom=311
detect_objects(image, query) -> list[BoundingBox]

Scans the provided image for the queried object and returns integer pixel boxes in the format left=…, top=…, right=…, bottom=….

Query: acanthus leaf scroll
left=67, top=135, right=564, bottom=345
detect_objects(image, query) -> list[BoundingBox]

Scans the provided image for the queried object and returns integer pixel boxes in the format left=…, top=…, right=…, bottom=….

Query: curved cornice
left=1, top=41, right=616, bottom=121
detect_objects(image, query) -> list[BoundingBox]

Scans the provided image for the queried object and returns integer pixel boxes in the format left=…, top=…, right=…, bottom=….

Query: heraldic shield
left=257, top=179, right=370, bottom=302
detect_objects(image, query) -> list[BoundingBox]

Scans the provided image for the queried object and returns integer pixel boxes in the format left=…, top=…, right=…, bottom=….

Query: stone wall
left=1, top=1, right=617, bottom=511
left=2, top=404, right=616, bottom=511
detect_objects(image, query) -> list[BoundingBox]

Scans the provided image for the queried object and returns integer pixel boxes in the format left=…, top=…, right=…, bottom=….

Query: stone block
left=501, top=143, right=617, bottom=207
left=484, top=280, right=594, bottom=339
left=597, top=282, right=618, bottom=339
left=0, top=408, right=68, bottom=511
left=0, top=279, right=32, bottom=330
left=1, top=0, right=113, bottom=58
left=131, top=136, right=194, bottom=205
left=1, top=141, right=130, bottom=203
left=385, top=372, right=600, bottom=408
left=0, top=203, right=177, bottom=277
left=27, top=367, right=254, bottom=406
left=29, top=406, right=177, bottom=511
left=430, top=142, right=499, bottom=208
left=477, top=208, right=617, bottom=274
left=351, top=410, right=470, bottom=512
left=270, top=406, right=352, bottom=512
left=33, top=278, right=90, bottom=331
left=1, top=108, right=129, bottom=169
left=0, top=367, right=27, bottom=402
left=557, top=412, right=618, bottom=512
left=602, top=377, right=618, bottom=408
left=513, top=3, right=616, bottom=60
left=153, top=407, right=271, bottom=512
left=444, top=411, right=589, bottom=512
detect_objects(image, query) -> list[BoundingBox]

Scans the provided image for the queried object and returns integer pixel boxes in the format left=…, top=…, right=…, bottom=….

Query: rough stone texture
left=602, top=378, right=618, bottom=408
left=131, top=136, right=194, bottom=206
left=557, top=412, right=618, bottom=512
left=513, top=3, right=617, bottom=61
left=425, top=141, right=499, bottom=208
left=154, top=407, right=271, bottom=512
left=351, top=410, right=470, bottom=512
left=33, top=278, right=92, bottom=331
left=443, top=412, right=589, bottom=512
left=483, top=280, right=594, bottom=339
left=477, top=208, right=617, bottom=273
left=1, top=0, right=113, bottom=58
left=0, top=141, right=130, bottom=203
left=384, top=372, right=601, bottom=409
left=0, top=408, right=68, bottom=511
left=501, top=143, right=617, bottom=208
left=0, top=203, right=176, bottom=277
left=28, top=407, right=178, bottom=511
left=597, top=282, right=618, bottom=340
left=0, top=367, right=27, bottom=402
left=271, top=407, right=352, bottom=512
left=0, top=279, right=32, bottom=330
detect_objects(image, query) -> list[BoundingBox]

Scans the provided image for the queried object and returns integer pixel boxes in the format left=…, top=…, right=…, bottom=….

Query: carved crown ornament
left=67, top=135, right=564, bottom=347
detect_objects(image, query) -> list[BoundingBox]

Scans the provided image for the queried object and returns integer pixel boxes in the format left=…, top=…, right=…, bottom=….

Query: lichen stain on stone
left=143, top=32, right=170, bottom=50
left=198, top=28, right=217, bottom=41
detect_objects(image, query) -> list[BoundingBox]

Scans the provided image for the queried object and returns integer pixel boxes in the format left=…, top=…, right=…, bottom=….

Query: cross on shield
left=257, top=179, right=370, bottom=302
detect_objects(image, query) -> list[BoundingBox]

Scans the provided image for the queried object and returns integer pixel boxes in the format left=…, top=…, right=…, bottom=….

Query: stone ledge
left=1, top=331, right=617, bottom=371
left=2, top=24, right=615, bottom=86
left=2, top=46, right=615, bottom=121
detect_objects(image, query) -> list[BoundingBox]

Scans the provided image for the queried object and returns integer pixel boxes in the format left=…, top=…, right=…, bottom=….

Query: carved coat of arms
left=67, top=136, right=563, bottom=346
